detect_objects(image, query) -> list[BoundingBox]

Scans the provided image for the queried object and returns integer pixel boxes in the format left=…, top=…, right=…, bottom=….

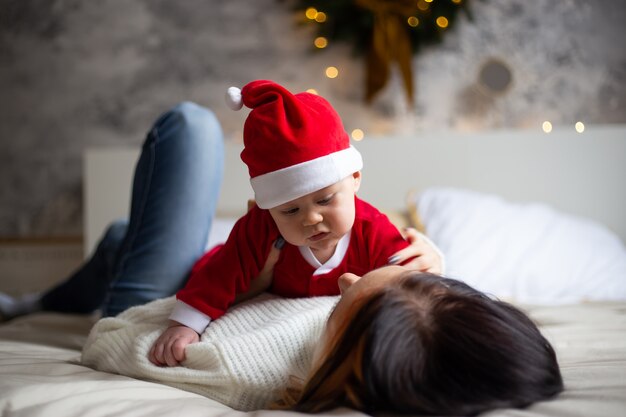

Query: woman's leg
left=102, top=102, right=224, bottom=316
left=2, top=102, right=223, bottom=319
left=39, top=219, right=129, bottom=313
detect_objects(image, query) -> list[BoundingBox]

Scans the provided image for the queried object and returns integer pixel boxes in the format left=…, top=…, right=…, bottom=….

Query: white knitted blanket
left=81, top=294, right=338, bottom=411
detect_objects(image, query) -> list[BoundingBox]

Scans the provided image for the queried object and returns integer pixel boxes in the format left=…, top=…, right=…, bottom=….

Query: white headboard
left=84, top=124, right=626, bottom=255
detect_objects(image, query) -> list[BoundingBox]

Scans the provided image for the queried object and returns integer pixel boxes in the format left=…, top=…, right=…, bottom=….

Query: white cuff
left=169, top=300, right=212, bottom=334
left=251, top=146, right=363, bottom=209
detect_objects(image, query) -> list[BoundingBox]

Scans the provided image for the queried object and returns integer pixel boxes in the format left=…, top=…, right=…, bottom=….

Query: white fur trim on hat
left=251, top=146, right=363, bottom=209
left=225, top=86, right=243, bottom=111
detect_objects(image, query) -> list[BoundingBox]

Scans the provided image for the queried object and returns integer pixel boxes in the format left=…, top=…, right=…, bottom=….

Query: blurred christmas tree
left=290, top=0, right=471, bottom=104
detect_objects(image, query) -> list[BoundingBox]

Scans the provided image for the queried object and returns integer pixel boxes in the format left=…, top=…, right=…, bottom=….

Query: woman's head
left=294, top=267, right=564, bottom=415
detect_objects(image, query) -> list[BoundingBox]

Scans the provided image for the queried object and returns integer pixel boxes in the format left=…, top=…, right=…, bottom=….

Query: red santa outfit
left=169, top=80, right=410, bottom=333
left=172, top=197, right=409, bottom=331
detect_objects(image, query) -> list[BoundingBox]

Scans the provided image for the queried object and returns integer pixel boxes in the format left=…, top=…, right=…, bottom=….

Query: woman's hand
left=389, top=228, right=444, bottom=274
left=234, top=237, right=284, bottom=304
left=149, top=322, right=200, bottom=367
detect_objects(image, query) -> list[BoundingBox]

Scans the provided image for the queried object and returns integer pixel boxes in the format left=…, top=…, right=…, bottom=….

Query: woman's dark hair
left=289, top=272, right=564, bottom=415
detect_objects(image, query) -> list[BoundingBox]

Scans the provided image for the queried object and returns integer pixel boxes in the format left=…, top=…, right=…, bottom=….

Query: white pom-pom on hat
left=225, top=86, right=244, bottom=111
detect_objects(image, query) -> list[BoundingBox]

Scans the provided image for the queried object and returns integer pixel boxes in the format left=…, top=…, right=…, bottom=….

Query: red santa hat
left=225, top=80, right=363, bottom=209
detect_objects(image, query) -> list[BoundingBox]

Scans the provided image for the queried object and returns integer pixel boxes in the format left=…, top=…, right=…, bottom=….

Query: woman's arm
left=233, top=238, right=283, bottom=304
left=233, top=200, right=283, bottom=304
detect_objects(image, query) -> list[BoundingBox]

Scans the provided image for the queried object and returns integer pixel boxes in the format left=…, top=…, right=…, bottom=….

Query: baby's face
left=268, top=172, right=361, bottom=259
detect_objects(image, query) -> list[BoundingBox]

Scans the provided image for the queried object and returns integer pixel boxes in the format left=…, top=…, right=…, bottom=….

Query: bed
left=2, top=125, right=626, bottom=417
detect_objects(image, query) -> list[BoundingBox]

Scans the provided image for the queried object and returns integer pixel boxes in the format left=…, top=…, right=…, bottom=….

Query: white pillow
left=416, top=187, right=626, bottom=304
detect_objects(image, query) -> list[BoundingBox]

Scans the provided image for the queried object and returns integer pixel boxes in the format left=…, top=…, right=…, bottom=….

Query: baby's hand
left=389, top=228, right=444, bottom=274
left=149, top=322, right=200, bottom=367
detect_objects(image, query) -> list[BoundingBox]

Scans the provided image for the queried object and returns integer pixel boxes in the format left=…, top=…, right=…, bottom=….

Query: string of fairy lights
left=543, top=121, right=586, bottom=134
left=294, top=0, right=470, bottom=141
left=295, top=1, right=587, bottom=138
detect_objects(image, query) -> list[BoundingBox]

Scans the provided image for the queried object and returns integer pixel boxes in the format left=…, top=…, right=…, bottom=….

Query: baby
left=149, top=80, right=441, bottom=366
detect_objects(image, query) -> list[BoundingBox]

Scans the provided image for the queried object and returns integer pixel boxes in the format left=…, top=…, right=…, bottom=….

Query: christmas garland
left=290, top=0, right=471, bottom=104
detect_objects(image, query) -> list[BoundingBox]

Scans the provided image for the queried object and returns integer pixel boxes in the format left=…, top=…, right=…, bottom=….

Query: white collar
left=298, top=231, right=351, bottom=276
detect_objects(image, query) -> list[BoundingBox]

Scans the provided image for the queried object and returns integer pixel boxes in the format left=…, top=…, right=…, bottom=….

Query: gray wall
left=1, top=0, right=625, bottom=238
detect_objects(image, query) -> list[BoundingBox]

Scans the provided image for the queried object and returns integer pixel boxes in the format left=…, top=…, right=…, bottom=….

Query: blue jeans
left=41, top=102, right=224, bottom=316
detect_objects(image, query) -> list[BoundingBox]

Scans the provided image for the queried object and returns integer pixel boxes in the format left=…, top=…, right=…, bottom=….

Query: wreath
left=291, top=0, right=471, bottom=104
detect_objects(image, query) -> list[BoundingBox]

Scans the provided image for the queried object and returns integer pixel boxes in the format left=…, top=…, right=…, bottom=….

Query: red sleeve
left=355, top=198, right=411, bottom=270
left=176, top=206, right=279, bottom=319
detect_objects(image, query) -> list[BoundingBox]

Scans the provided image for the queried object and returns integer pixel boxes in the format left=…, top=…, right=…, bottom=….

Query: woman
left=81, top=265, right=563, bottom=415
left=282, top=266, right=564, bottom=415
left=2, top=101, right=563, bottom=415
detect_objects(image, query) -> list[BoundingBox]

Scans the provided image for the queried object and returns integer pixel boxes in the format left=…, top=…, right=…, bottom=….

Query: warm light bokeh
left=351, top=129, right=365, bottom=141
left=542, top=121, right=553, bottom=133
left=325, top=66, right=339, bottom=78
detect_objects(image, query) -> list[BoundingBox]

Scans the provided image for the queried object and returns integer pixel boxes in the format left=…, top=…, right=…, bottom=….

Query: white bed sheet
left=1, top=301, right=626, bottom=417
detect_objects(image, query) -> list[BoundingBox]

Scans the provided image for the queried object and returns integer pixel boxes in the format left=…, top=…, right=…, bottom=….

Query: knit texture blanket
left=81, top=294, right=338, bottom=411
